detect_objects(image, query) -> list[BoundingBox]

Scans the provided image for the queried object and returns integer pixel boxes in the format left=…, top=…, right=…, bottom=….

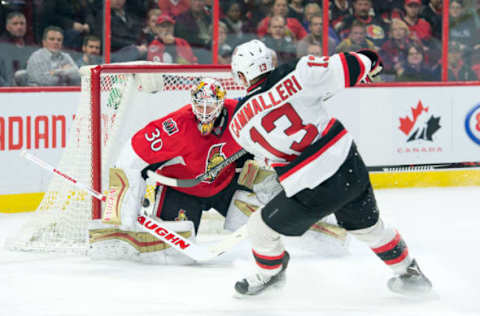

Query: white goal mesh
left=6, top=63, right=245, bottom=254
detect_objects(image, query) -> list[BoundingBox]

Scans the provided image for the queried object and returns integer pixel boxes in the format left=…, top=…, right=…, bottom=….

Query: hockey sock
left=349, top=218, right=412, bottom=274
left=371, top=230, right=411, bottom=274
left=252, top=249, right=286, bottom=275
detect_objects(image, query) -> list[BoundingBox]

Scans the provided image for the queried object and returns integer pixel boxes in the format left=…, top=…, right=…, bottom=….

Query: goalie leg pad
left=224, top=190, right=263, bottom=232
left=103, top=168, right=130, bottom=225
left=284, top=214, right=350, bottom=256
left=88, top=219, right=196, bottom=265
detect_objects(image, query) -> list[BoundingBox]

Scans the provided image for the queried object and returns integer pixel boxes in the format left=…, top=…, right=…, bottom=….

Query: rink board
left=2, top=170, right=479, bottom=213
left=2, top=85, right=480, bottom=213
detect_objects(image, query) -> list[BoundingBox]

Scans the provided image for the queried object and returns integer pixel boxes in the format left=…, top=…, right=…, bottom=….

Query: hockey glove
left=357, top=49, right=383, bottom=83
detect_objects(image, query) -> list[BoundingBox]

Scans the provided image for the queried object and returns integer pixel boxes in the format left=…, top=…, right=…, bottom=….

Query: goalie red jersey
left=131, top=98, right=241, bottom=197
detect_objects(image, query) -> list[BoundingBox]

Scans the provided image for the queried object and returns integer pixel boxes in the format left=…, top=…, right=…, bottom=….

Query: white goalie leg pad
left=248, top=210, right=285, bottom=276
left=348, top=218, right=412, bottom=274
left=88, top=218, right=196, bottom=265
left=348, top=218, right=395, bottom=247
left=224, top=190, right=263, bottom=232
left=285, top=214, right=350, bottom=257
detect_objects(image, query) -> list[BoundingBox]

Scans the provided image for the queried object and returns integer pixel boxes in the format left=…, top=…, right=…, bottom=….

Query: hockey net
left=6, top=62, right=245, bottom=254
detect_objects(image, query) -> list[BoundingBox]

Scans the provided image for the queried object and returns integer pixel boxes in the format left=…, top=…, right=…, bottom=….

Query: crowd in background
left=1, top=0, right=480, bottom=86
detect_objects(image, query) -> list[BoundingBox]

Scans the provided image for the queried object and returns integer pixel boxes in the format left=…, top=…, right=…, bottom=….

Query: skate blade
left=233, top=275, right=287, bottom=298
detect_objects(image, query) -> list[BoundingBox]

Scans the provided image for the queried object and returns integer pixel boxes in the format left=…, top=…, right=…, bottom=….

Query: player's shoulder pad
left=133, top=104, right=192, bottom=150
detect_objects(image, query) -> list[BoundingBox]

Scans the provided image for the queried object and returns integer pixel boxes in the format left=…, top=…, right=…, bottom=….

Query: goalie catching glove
left=357, top=49, right=383, bottom=83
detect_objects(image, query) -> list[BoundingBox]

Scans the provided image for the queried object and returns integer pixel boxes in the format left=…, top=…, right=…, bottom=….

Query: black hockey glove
left=357, top=49, right=383, bottom=83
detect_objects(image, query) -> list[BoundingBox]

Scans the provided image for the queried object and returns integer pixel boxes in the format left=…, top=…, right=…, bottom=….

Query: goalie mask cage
left=7, top=63, right=245, bottom=254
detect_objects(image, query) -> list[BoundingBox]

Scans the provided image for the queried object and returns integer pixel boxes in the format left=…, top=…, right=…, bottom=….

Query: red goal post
left=7, top=62, right=245, bottom=253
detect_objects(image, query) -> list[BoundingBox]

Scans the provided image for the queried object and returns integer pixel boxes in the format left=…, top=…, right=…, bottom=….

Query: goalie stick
left=21, top=151, right=247, bottom=262
left=147, top=149, right=247, bottom=187
left=367, top=161, right=480, bottom=173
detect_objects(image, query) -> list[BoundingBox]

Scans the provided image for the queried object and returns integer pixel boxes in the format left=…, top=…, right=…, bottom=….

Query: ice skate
left=387, top=259, right=432, bottom=296
left=235, top=251, right=290, bottom=296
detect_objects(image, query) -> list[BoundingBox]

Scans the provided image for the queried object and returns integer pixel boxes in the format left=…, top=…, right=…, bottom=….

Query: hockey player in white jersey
left=229, top=39, right=432, bottom=296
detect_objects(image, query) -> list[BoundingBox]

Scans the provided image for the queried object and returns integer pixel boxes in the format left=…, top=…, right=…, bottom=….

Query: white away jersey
left=229, top=53, right=372, bottom=197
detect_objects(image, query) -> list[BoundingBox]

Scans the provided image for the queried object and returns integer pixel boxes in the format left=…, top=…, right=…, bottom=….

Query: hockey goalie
left=88, top=78, right=348, bottom=264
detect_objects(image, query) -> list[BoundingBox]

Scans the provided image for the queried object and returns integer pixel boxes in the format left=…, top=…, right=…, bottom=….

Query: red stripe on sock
left=252, top=249, right=285, bottom=261
left=384, top=248, right=409, bottom=265
left=255, top=261, right=283, bottom=270
left=372, top=232, right=401, bottom=254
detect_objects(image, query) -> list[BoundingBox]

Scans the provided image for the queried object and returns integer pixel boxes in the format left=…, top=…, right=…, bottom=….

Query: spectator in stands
left=217, top=21, right=235, bottom=64
left=243, top=0, right=273, bottom=35
left=0, top=0, right=35, bottom=44
left=395, top=42, right=435, bottom=81
left=297, top=13, right=336, bottom=57
left=125, top=0, right=154, bottom=21
left=401, top=0, right=432, bottom=44
left=303, top=3, right=340, bottom=46
left=261, top=15, right=297, bottom=65
left=330, top=0, right=353, bottom=32
left=174, top=0, right=212, bottom=63
left=26, top=26, right=80, bottom=86
left=43, top=0, right=96, bottom=51
left=97, top=0, right=147, bottom=60
left=303, top=2, right=322, bottom=30
left=0, top=11, right=38, bottom=86
left=337, top=0, right=388, bottom=47
left=288, top=0, right=305, bottom=23
left=306, top=43, right=322, bottom=56
left=470, top=50, right=480, bottom=79
left=0, top=11, right=32, bottom=46
left=158, top=0, right=191, bottom=17
left=380, top=18, right=419, bottom=78
left=468, top=0, right=480, bottom=30
left=75, top=35, right=102, bottom=67
left=140, top=8, right=163, bottom=45
left=147, top=14, right=197, bottom=64
left=335, top=20, right=376, bottom=52
left=443, top=41, right=477, bottom=81
left=372, top=0, right=403, bottom=24
left=220, top=1, right=250, bottom=44
left=449, top=0, right=477, bottom=54
left=257, top=0, right=307, bottom=41
left=420, top=0, right=442, bottom=40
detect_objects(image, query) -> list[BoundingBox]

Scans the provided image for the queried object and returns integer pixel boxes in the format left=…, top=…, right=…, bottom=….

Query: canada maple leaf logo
left=399, top=101, right=441, bottom=142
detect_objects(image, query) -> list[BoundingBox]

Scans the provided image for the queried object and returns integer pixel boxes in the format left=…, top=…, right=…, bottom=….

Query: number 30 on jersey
left=145, top=128, right=163, bottom=151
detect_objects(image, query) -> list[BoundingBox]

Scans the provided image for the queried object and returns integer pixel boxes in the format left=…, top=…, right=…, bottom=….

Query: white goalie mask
left=191, top=78, right=226, bottom=135
left=231, top=39, right=274, bottom=88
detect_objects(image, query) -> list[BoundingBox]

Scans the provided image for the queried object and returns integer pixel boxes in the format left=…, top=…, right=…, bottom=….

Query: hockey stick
left=21, top=151, right=106, bottom=201
left=147, top=149, right=247, bottom=187
left=21, top=151, right=247, bottom=261
left=367, top=161, right=480, bottom=173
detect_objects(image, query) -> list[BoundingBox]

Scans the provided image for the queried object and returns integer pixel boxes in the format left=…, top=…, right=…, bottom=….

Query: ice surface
left=1, top=187, right=479, bottom=316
